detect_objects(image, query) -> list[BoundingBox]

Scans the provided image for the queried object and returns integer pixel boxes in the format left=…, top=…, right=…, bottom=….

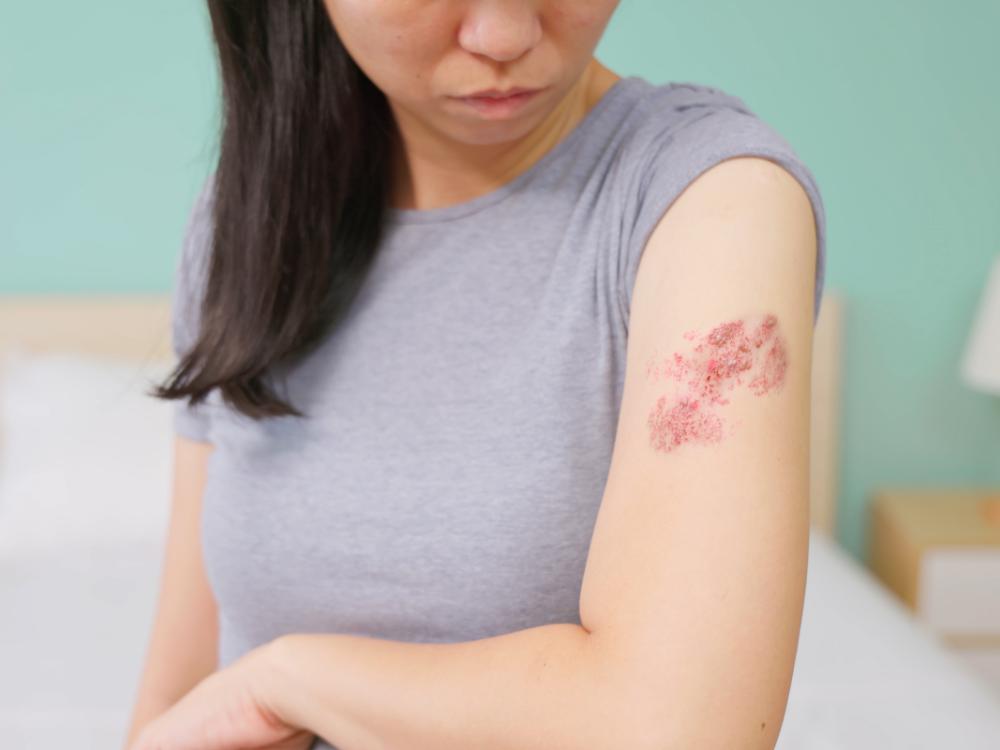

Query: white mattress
left=777, top=530, right=1000, bottom=749
left=1, top=529, right=998, bottom=748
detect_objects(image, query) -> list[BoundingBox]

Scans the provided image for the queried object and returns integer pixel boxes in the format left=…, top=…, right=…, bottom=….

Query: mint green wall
left=4, top=1, right=998, bottom=563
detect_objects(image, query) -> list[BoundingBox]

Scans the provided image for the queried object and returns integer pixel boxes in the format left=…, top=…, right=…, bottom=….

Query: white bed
left=0, top=292, right=998, bottom=748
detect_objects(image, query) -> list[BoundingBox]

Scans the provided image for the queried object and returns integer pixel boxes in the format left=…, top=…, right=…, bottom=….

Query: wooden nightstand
left=868, top=488, right=1000, bottom=697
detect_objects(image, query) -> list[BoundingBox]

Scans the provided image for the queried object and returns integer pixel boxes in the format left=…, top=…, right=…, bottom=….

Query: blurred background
left=2, top=0, right=999, bottom=747
left=4, top=0, right=999, bottom=561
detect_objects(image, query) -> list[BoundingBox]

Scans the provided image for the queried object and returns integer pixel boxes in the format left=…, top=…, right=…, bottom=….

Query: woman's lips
left=450, top=88, right=545, bottom=118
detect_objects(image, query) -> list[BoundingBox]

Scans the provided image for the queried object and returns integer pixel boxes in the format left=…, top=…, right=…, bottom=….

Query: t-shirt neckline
left=385, top=76, right=639, bottom=225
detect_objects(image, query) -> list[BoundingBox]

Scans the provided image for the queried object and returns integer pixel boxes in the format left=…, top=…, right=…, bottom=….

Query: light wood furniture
left=869, top=488, right=1000, bottom=695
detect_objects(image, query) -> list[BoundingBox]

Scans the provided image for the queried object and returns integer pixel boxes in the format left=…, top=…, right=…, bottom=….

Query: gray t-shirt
left=171, top=74, right=826, bottom=747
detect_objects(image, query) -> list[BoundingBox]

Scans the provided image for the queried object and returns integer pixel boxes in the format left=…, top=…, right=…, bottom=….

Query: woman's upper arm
left=156, top=433, right=219, bottom=672
left=579, top=156, right=817, bottom=749
left=129, top=435, right=218, bottom=713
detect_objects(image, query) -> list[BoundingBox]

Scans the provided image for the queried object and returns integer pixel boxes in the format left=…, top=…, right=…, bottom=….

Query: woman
left=128, top=1, right=827, bottom=748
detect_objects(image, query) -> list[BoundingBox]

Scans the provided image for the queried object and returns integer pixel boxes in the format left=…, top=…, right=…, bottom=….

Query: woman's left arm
left=262, top=155, right=820, bottom=750
left=264, top=623, right=617, bottom=750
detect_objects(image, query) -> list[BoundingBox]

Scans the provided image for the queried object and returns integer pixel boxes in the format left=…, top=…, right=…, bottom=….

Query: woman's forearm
left=122, top=692, right=175, bottom=748
left=262, top=623, right=657, bottom=750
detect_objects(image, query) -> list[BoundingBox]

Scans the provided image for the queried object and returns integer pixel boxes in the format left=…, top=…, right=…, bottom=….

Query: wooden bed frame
left=0, top=291, right=844, bottom=538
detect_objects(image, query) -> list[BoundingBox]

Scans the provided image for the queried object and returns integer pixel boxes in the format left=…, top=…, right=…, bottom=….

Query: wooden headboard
left=0, top=291, right=844, bottom=538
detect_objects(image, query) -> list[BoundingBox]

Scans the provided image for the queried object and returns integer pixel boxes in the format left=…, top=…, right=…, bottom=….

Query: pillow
left=0, top=348, right=175, bottom=558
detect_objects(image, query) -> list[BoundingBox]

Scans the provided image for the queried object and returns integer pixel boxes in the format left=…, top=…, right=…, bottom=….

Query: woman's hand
left=127, top=641, right=315, bottom=750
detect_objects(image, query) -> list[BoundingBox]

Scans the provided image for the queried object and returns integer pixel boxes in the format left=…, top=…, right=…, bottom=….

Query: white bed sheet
left=777, top=530, right=1000, bottom=749
left=1, top=529, right=998, bottom=749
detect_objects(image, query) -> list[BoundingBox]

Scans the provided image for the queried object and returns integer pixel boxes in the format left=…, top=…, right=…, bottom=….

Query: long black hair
left=151, top=0, right=395, bottom=421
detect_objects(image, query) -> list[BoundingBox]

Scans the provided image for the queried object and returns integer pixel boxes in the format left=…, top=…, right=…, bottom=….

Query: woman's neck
left=386, top=59, right=622, bottom=212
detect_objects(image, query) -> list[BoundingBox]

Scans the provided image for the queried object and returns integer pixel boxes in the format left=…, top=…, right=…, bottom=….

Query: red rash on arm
left=644, top=313, right=788, bottom=454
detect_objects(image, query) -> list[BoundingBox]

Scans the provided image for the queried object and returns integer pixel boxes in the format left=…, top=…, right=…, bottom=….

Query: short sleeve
left=171, top=173, right=218, bottom=443
left=618, top=88, right=827, bottom=328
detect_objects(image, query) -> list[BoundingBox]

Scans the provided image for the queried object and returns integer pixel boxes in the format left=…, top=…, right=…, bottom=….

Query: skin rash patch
left=643, top=313, right=788, bottom=454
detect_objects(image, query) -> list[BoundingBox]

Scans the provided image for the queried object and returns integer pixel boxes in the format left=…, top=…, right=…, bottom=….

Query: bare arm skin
left=122, top=436, right=219, bottom=747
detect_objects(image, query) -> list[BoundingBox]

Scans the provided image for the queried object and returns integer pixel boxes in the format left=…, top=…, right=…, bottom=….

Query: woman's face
left=321, top=0, right=620, bottom=145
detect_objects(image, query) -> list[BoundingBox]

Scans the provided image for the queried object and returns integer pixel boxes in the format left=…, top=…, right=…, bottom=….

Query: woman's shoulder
left=630, top=77, right=751, bottom=112
left=611, top=77, right=827, bottom=325
left=615, top=77, right=793, bottom=161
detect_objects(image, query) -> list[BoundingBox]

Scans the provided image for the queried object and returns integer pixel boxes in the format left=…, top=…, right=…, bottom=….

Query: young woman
left=127, top=1, right=827, bottom=748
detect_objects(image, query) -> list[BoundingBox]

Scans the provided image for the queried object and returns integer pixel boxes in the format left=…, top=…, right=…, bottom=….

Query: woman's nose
left=457, top=1, right=543, bottom=63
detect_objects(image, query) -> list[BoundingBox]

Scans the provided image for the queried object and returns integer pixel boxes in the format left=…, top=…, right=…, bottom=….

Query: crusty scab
left=644, top=313, right=788, bottom=454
